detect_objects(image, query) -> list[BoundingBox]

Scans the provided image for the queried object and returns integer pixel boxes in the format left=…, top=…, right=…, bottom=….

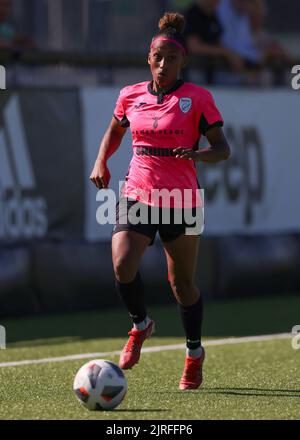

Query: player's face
left=148, top=41, right=186, bottom=90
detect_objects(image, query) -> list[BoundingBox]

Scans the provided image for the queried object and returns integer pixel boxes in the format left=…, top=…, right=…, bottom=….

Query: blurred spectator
left=217, top=0, right=261, bottom=65
left=245, top=0, right=292, bottom=86
left=0, top=0, right=35, bottom=49
left=184, top=0, right=244, bottom=83
left=248, top=0, right=291, bottom=63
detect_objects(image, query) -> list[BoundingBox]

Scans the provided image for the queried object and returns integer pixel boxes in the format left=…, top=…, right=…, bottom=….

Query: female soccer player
left=90, top=12, right=230, bottom=390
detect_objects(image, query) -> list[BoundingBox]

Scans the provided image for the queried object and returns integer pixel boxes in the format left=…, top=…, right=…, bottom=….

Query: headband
left=150, top=37, right=187, bottom=55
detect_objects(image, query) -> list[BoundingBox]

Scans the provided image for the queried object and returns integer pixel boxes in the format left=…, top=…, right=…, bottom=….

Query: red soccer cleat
left=179, top=347, right=205, bottom=390
left=119, top=320, right=155, bottom=370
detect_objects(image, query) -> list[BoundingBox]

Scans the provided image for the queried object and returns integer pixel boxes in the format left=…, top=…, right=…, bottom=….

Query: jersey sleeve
left=198, top=91, right=224, bottom=136
left=113, top=87, right=130, bottom=127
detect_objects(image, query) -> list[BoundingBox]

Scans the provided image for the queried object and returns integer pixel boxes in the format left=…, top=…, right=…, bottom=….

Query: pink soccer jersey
left=113, top=80, right=223, bottom=208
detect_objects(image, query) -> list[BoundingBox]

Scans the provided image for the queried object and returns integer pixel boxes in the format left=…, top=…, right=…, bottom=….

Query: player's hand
left=89, top=158, right=111, bottom=189
left=173, top=147, right=198, bottom=161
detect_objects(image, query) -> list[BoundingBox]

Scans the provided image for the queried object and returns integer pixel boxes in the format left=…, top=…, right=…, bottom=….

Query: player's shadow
left=158, top=387, right=300, bottom=398
left=112, top=409, right=169, bottom=413
left=203, top=387, right=300, bottom=398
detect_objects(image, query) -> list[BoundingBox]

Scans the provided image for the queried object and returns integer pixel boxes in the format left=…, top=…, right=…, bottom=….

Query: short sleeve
left=113, top=87, right=130, bottom=128
left=199, top=92, right=224, bottom=136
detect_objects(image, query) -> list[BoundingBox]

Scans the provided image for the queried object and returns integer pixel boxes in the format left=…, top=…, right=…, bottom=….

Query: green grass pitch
left=0, top=294, right=299, bottom=420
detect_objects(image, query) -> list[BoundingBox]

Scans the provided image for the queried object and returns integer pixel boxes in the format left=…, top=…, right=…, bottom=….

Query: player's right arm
left=90, top=117, right=127, bottom=189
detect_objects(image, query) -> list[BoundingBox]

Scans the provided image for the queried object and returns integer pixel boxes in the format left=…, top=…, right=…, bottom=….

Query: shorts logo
left=179, top=97, right=192, bottom=113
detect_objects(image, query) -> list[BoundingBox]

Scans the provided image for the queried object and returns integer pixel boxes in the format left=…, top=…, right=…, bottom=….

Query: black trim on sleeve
left=199, top=114, right=223, bottom=135
left=113, top=114, right=130, bottom=128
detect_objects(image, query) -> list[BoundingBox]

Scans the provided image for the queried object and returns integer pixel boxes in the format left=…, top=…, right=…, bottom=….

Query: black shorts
left=112, top=198, right=201, bottom=246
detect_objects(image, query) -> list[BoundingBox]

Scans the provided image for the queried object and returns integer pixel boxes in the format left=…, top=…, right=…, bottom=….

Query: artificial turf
left=0, top=294, right=299, bottom=420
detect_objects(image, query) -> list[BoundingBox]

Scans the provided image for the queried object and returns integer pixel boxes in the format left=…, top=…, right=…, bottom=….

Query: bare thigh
left=112, top=231, right=152, bottom=283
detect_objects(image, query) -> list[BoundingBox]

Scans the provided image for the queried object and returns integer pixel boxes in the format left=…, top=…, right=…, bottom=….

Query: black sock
left=115, top=271, right=147, bottom=324
left=177, top=295, right=203, bottom=349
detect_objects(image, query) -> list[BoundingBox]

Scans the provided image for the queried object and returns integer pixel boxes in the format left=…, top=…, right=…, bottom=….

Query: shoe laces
left=124, top=330, right=143, bottom=353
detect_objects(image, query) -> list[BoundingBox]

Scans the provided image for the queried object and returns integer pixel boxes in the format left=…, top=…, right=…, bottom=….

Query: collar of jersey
left=147, top=79, right=184, bottom=97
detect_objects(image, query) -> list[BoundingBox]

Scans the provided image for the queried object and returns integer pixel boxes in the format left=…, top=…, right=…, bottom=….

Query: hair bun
left=158, top=12, right=185, bottom=34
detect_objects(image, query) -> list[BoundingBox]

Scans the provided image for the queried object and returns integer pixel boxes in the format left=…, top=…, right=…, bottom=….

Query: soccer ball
left=73, top=359, right=127, bottom=410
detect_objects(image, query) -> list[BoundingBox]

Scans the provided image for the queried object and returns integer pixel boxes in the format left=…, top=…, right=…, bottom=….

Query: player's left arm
left=174, top=126, right=230, bottom=163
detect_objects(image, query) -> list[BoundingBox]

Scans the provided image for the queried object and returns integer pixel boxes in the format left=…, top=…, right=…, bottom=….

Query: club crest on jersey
left=179, top=97, right=192, bottom=113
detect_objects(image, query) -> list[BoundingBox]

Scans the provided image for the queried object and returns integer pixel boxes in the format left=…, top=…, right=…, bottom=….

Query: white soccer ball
left=73, top=359, right=127, bottom=410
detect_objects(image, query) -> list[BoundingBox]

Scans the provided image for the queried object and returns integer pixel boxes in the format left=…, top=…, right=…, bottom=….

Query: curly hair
left=151, top=12, right=187, bottom=53
left=158, top=12, right=186, bottom=34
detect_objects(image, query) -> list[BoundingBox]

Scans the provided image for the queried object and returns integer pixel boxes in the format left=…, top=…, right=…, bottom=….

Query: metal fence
left=11, top=0, right=170, bottom=53
left=3, top=0, right=297, bottom=88
left=10, top=0, right=300, bottom=53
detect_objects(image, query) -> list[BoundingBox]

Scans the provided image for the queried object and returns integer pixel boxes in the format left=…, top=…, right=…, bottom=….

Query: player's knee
left=170, top=277, right=193, bottom=295
left=169, top=278, right=199, bottom=305
left=113, top=256, right=137, bottom=283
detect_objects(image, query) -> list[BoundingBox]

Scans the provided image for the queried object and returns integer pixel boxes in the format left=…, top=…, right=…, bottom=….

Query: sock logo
left=291, top=325, right=300, bottom=350
left=0, top=65, right=5, bottom=90
left=0, top=325, right=5, bottom=349
left=0, top=96, right=48, bottom=240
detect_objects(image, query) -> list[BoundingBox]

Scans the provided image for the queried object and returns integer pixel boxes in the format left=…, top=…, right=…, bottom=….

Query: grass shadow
left=2, top=294, right=300, bottom=345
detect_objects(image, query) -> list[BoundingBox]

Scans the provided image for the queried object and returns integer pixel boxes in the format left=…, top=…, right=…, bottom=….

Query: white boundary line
left=0, top=333, right=291, bottom=368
